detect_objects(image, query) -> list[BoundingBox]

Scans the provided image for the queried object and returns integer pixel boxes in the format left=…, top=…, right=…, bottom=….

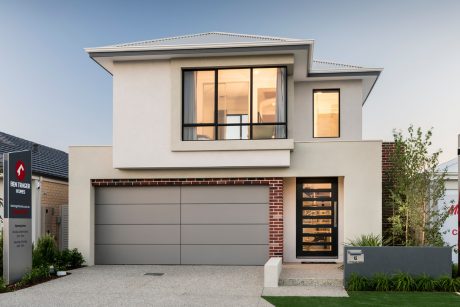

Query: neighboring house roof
left=439, top=158, right=458, bottom=174
left=0, top=132, right=68, bottom=180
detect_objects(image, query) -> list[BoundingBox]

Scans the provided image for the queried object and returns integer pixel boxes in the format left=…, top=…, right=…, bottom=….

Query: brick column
left=382, top=142, right=395, bottom=237
left=269, top=179, right=284, bottom=257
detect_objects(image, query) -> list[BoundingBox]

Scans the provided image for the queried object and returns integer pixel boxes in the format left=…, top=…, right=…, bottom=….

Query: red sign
left=15, top=160, right=26, bottom=181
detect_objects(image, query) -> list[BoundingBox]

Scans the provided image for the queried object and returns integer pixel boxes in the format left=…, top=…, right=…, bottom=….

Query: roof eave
left=308, top=68, right=383, bottom=77
left=306, top=69, right=383, bottom=105
left=84, top=40, right=314, bottom=54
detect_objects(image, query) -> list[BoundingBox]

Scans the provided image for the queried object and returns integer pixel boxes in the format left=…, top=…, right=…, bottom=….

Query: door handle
left=333, top=201, right=337, bottom=228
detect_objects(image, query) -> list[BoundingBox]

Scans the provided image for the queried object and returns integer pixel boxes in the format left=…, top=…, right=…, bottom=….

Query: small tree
left=387, top=125, right=450, bottom=246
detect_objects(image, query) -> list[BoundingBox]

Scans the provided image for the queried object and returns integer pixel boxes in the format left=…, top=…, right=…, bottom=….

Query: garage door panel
left=96, top=225, right=180, bottom=245
left=95, top=187, right=180, bottom=205
left=181, top=203, right=268, bottom=224
left=181, top=186, right=269, bottom=204
left=95, top=204, right=180, bottom=224
left=181, top=245, right=269, bottom=265
left=95, top=245, right=180, bottom=265
left=95, top=185, right=269, bottom=265
left=181, top=225, right=268, bottom=245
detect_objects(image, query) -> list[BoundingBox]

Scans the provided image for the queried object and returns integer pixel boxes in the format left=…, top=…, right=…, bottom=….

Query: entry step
left=279, top=277, right=343, bottom=287
left=263, top=285, right=348, bottom=297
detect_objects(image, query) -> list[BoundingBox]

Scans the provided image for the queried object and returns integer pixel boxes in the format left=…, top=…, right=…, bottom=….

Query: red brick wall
left=382, top=142, right=395, bottom=237
left=92, top=177, right=284, bottom=258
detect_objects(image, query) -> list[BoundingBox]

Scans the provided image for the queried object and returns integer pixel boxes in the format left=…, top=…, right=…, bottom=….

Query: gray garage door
left=95, top=185, right=269, bottom=265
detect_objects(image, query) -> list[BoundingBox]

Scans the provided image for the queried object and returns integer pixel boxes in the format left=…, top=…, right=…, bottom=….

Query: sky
left=0, top=0, right=459, bottom=163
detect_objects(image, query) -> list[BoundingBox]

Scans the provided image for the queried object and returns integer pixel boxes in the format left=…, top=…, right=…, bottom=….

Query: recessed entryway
left=296, top=178, right=339, bottom=258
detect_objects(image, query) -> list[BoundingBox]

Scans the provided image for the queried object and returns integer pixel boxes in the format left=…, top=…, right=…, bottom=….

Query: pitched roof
left=0, top=132, right=68, bottom=180
left=101, top=32, right=305, bottom=48
left=86, top=32, right=382, bottom=105
left=86, top=32, right=380, bottom=72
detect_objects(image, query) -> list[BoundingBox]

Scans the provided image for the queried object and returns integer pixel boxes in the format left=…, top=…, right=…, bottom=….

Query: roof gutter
left=308, top=70, right=382, bottom=78
left=84, top=40, right=314, bottom=54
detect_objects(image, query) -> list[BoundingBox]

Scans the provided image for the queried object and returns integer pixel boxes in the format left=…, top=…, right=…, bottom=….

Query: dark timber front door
left=296, top=178, right=338, bottom=258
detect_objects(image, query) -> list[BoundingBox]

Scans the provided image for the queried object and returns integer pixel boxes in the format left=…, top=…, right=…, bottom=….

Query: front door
left=296, top=178, right=338, bottom=258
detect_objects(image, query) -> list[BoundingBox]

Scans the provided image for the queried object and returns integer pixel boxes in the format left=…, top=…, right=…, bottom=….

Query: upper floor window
left=183, top=67, right=287, bottom=141
left=313, top=89, right=340, bottom=138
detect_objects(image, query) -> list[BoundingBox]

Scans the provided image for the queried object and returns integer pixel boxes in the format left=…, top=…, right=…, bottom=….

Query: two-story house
left=70, top=32, right=383, bottom=265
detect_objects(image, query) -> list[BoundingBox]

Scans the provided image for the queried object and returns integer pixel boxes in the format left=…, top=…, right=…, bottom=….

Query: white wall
left=69, top=141, right=381, bottom=265
left=112, top=57, right=365, bottom=169
left=112, top=57, right=293, bottom=169
left=293, top=80, right=363, bottom=142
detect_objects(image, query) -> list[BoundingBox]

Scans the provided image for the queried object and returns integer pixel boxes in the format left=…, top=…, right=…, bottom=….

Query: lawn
left=263, top=292, right=460, bottom=307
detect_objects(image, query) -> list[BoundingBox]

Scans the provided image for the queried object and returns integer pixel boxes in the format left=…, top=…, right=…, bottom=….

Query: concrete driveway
left=0, top=265, right=273, bottom=307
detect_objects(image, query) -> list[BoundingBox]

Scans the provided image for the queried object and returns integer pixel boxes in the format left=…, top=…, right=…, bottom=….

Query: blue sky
left=1, top=0, right=459, bottom=162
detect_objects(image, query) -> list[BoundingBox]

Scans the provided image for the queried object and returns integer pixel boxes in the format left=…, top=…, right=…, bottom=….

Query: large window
left=313, top=89, right=340, bottom=138
left=183, top=67, right=287, bottom=141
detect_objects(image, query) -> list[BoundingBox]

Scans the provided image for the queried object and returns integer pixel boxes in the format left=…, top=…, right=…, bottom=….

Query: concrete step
left=279, top=277, right=343, bottom=287
left=263, top=285, right=348, bottom=297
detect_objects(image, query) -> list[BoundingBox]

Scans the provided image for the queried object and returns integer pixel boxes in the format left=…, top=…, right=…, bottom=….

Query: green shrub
left=68, top=248, right=84, bottom=268
left=55, top=248, right=84, bottom=270
left=347, top=273, right=460, bottom=292
left=19, top=266, right=50, bottom=287
left=415, top=274, right=436, bottom=291
left=371, top=273, right=391, bottom=291
left=32, top=234, right=58, bottom=268
left=452, top=263, right=458, bottom=278
left=392, top=272, right=416, bottom=291
left=55, top=249, right=71, bottom=271
left=436, top=275, right=460, bottom=292
left=347, top=273, right=369, bottom=291
left=347, top=234, right=382, bottom=246
left=0, top=277, right=6, bottom=293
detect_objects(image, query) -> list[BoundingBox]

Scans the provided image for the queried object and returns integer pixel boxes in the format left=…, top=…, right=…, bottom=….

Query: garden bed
left=1, top=234, right=85, bottom=293
left=1, top=272, right=72, bottom=293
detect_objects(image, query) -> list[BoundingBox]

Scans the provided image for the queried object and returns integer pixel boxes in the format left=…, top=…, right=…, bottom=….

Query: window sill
left=171, top=139, right=294, bottom=152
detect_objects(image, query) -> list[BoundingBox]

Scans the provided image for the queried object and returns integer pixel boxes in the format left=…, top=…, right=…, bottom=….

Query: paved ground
left=0, top=265, right=273, bottom=307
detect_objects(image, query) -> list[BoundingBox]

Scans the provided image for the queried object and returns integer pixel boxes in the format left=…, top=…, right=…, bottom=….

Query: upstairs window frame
left=312, top=89, right=341, bottom=138
left=182, top=66, right=288, bottom=141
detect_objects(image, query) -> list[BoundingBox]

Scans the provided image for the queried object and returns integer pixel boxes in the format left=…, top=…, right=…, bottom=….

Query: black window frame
left=182, top=66, right=288, bottom=141
left=312, top=89, right=341, bottom=139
